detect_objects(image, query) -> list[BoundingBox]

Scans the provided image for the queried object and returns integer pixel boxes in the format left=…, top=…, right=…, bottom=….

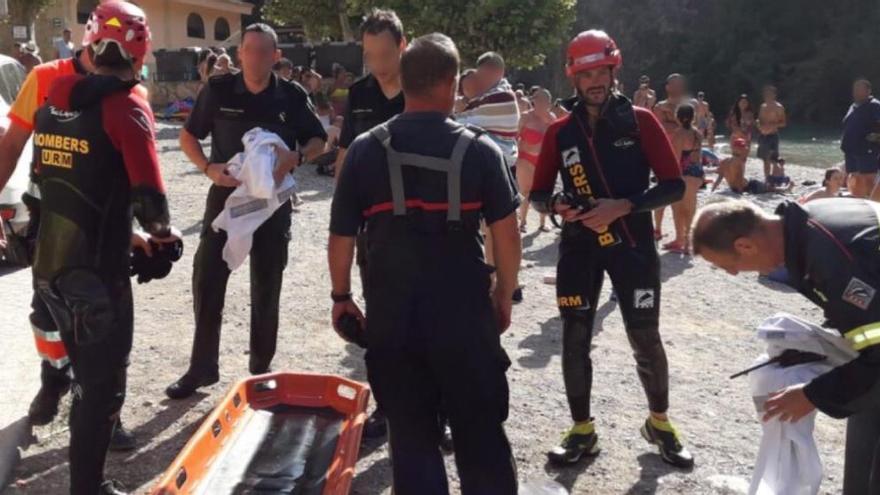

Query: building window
left=187, top=13, right=205, bottom=39
left=214, top=17, right=231, bottom=41
left=76, top=0, right=98, bottom=24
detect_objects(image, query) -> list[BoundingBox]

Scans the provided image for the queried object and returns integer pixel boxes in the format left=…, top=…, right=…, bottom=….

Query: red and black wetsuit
left=31, top=73, right=169, bottom=495
left=530, top=94, right=683, bottom=422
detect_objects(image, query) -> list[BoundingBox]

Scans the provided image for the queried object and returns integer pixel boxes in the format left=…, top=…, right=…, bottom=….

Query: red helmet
left=565, top=30, right=622, bottom=77
left=83, top=1, right=151, bottom=64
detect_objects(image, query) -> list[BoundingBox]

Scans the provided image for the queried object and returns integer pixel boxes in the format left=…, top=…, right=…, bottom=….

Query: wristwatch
left=331, top=292, right=352, bottom=303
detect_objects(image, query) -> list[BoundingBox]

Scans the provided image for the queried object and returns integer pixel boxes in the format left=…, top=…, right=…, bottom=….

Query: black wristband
left=331, top=292, right=352, bottom=303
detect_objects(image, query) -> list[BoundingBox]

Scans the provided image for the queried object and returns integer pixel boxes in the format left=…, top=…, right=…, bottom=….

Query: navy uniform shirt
left=185, top=72, right=327, bottom=164
left=330, top=112, right=519, bottom=260
left=338, top=73, right=405, bottom=149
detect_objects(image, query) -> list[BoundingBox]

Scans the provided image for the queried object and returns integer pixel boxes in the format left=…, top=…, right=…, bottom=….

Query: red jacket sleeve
left=102, top=89, right=165, bottom=193
left=635, top=107, right=681, bottom=180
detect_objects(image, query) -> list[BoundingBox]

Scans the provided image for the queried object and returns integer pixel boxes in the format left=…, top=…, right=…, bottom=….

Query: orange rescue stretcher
left=153, top=373, right=370, bottom=495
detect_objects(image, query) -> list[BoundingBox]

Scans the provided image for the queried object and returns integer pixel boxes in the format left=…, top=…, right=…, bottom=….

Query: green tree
left=7, top=0, right=54, bottom=41
left=264, top=0, right=357, bottom=41
left=264, top=0, right=577, bottom=69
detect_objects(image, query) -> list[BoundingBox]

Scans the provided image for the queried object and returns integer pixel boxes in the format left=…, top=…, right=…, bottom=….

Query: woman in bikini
left=516, top=88, right=556, bottom=232
left=726, top=94, right=756, bottom=146
left=663, top=103, right=703, bottom=254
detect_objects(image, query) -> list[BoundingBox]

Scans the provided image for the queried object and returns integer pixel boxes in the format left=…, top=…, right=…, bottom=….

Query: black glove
left=130, top=238, right=184, bottom=284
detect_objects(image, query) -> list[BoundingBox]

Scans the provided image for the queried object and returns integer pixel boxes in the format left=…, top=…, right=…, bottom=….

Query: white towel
left=211, top=128, right=296, bottom=270
left=747, top=313, right=856, bottom=495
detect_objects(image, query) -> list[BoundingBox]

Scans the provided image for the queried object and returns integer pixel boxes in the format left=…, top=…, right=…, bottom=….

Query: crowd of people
left=0, top=1, right=879, bottom=495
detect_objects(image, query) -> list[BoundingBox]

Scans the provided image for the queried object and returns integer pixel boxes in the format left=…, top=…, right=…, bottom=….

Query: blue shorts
left=845, top=153, right=880, bottom=174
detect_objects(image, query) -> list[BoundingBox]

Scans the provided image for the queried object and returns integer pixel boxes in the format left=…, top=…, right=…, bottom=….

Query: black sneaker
left=547, top=427, right=600, bottom=465
left=109, top=419, right=137, bottom=452
left=640, top=418, right=694, bottom=469
left=27, top=384, right=69, bottom=426
left=362, top=408, right=387, bottom=439
left=98, top=480, right=129, bottom=495
left=165, top=373, right=219, bottom=400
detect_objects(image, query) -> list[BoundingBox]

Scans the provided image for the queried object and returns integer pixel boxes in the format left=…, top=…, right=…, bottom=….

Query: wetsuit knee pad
left=53, top=270, right=115, bottom=347
left=626, top=326, right=665, bottom=358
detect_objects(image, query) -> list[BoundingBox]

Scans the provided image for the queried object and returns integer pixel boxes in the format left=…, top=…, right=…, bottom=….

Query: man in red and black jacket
left=27, top=3, right=179, bottom=494
left=530, top=30, right=693, bottom=468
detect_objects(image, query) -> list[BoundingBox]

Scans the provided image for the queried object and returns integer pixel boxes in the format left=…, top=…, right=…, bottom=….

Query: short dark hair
left=476, top=51, right=504, bottom=71
left=855, top=78, right=873, bottom=92
left=242, top=23, right=278, bottom=48
left=361, top=9, right=404, bottom=45
left=275, top=58, right=293, bottom=70
left=692, top=200, right=765, bottom=255
left=763, top=84, right=777, bottom=94
left=401, top=33, right=460, bottom=98
left=666, top=73, right=684, bottom=83
left=91, top=43, right=132, bottom=70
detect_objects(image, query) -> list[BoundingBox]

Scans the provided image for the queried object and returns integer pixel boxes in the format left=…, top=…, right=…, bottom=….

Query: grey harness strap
left=370, top=123, right=475, bottom=222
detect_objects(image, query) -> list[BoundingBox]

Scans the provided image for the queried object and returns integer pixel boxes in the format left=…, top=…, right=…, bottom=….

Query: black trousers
left=36, top=273, right=132, bottom=495
left=189, top=185, right=291, bottom=377
left=556, top=224, right=669, bottom=422
left=364, top=249, right=517, bottom=495
left=844, top=406, right=880, bottom=494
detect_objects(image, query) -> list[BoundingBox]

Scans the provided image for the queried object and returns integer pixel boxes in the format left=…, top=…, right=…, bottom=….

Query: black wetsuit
left=31, top=73, right=170, bottom=494
left=530, top=95, right=684, bottom=422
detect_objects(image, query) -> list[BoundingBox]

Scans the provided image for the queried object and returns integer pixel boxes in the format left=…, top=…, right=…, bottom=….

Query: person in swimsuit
left=663, top=103, right=703, bottom=254
left=726, top=94, right=756, bottom=146
left=711, top=137, right=767, bottom=194
left=652, top=73, right=698, bottom=239
left=633, top=75, right=657, bottom=109
left=765, top=152, right=793, bottom=192
left=757, top=85, right=787, bottom=179
left=799, top=168, right=844, bottom=203
left=516, top=88, right=556, bottom=232
left=695, top=91, right=712, bottom=140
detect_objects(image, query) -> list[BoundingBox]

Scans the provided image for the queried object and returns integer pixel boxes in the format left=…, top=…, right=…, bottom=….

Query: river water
left=714, top=125, right=844, bottom=170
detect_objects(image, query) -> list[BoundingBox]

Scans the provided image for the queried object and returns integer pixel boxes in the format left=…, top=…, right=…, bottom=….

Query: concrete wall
left=0, top=0, right=250, bottom=67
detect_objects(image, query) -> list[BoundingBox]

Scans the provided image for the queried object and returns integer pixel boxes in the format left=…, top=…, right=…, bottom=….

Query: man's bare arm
left=490, top=213, right=521, bottom=297
left=179, top=127, right=210, bottom=172
left=301, top=136, right=326, bottom=162
left=711, top=161, right=727, bottom=192
left=488, top=213, right=521, bottom=332
left=0, top=124, right=31, bottom=192
left=328, top=233, right=356, bottom=295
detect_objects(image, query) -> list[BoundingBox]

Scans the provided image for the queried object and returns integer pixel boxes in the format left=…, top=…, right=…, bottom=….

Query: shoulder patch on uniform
left=843, top=277, right=875, bottom=310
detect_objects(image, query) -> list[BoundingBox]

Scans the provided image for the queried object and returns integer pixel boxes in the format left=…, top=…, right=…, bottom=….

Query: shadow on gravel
left=8, top=393, right=208, bottom=494
left=658, top=251, right=693, bottom=282
left=624, top=452, right=693, bottom=495
left=156, top=126, right=182, bottom=141
left=543, top=455, right=596, bottom=492
left=351, top=452, right=392, bottom=494
left=0, top=263, right=26, bottom=277
left=517, top=298, right=617, bottom=369
left=181, top=220, right=204, bottom=237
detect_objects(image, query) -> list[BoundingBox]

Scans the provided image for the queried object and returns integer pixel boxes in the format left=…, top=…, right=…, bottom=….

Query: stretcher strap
left=845, top=322, right=880, bottom=351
